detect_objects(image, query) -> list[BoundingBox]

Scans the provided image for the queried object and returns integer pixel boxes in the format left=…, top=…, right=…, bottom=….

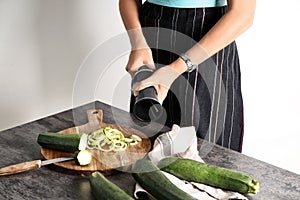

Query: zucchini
left=74, top=150, right=92, bottom=166
left=37, top=132, right=84, bottom=152
left=132, top=159, right=197, bottom=200
left=89, top=172, right=134, bottom=200
left=158, top=157, right=259, bottom=194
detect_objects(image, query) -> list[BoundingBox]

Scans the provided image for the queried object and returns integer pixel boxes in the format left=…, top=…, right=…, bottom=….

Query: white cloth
left=134, top=124, right=248, bottom=200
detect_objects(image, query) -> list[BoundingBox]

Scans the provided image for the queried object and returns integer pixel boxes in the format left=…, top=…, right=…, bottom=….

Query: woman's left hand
left=134, top=58, right=187, bottom=103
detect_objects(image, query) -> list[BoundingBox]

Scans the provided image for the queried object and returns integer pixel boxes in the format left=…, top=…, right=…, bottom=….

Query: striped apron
left=130, top=1, right=244, bottom=152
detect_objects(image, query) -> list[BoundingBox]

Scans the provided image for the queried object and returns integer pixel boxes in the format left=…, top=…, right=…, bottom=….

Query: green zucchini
left=132, top=159, right=197, bottom=200
left=37, top=132, right=85, bottom=152
left=158, top=157, right=259, bottom=194
left=89, top=172, right=134, bottom=200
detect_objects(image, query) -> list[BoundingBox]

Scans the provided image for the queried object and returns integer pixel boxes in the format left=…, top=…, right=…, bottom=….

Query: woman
left=119, top=0, right=256, bottom=152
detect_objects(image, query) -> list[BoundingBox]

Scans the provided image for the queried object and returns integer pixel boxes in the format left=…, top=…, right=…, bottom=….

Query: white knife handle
left=0, top=160, right=42, bottom=176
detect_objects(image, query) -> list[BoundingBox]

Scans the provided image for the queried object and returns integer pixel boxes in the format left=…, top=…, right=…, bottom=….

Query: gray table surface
left=0, top=101, right=299, bottom=200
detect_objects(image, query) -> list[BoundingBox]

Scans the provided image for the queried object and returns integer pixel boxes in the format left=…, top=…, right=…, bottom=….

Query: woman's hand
left=134, top=66, right=174, bottom=104
left=134, top=58, right=187, bottom=103
left=126, top=47, right=155, bottom=76
left=119, top=0, right=154, bottom=75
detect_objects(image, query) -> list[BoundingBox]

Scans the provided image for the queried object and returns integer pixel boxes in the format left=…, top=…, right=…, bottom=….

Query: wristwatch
left=179, top=53, right=197, bottom=73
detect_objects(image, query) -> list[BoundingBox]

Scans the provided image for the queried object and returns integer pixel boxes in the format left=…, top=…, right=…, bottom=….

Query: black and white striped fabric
left=131, top=1, right=244, bottom=152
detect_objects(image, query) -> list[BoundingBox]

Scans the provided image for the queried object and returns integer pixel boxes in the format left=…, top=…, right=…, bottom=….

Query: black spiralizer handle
left=131, top=65, right=164, bottom=122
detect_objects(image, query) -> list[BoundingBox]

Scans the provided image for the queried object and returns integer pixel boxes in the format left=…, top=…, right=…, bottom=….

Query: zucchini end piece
left=248, top=179, right=260, bottom=194
left=75, top=150, right=92, bottom=166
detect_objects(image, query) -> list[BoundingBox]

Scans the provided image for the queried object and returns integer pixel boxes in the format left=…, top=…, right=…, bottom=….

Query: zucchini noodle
left=86, top=126, right=142, bottom=152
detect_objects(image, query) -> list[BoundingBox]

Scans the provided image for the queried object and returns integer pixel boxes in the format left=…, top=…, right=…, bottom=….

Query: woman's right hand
left=126, top=47, right=155, bottom=76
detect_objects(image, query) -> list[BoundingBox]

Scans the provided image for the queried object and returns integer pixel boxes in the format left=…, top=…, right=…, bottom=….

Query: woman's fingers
left=134, top=74, right=172, bottom=103
left=126, top=48, right=154, bottom=76
left=133, top=65, right=182, bottom=103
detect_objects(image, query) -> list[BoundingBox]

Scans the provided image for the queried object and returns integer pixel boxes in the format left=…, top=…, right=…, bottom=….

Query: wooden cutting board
left=41, top=109, right=151, bottom=175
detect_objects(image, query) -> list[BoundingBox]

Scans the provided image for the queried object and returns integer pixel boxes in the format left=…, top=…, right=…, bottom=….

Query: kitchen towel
left=134, top=124, right=248, bottom=200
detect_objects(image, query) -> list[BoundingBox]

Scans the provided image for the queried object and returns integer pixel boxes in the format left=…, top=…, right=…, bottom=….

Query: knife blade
left=0, top=156, right=74, bottom=176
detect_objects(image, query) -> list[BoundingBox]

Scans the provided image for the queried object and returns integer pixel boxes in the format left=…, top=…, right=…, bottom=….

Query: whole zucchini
left=158, top=157, right=259, bottom=194
left=89, top=172, right=134, bottom=200
left=37, top=132, right=84, bottom=152
left=132, top=158, right=197, bottom=200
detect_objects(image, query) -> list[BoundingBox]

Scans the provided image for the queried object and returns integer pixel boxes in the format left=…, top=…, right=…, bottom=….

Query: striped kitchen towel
left=148, top=125, right=203, bottom=164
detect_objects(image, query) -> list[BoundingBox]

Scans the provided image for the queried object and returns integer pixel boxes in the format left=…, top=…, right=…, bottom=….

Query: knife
left=0, top=156, right=74, bottom=176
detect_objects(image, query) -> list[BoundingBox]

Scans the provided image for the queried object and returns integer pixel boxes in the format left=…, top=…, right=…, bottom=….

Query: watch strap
left=179, top=53, right=197, bottom=73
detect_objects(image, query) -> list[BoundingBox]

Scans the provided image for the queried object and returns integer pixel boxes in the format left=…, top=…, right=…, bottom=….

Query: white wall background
left=0, top=0, right=299, bottom=175
left=237, top=0, right=300, bottom=175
